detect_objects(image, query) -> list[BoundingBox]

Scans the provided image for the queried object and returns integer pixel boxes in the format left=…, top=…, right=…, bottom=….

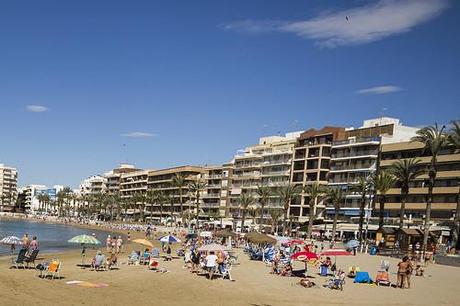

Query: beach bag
left=320, top=265, right=328, bottom=276
left=354, top=271, right=372, bottom=283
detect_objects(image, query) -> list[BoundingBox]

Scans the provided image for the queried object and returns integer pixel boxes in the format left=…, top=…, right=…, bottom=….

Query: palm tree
left=411, top=124, right=447, bottom=255
left=304, top=182, right=326, bottom=239
left=352, top=176, right=371, bottom=243
left=146, top=188, right=158, bottom=223
left=238, top=193, right=255, bottom=232
left=389, top=158, right=425, bottom=229
left=188, top=179, right=208, bottom=228
left=448, top=120, right=460, bottom=248
left=172, top=173, right=188, bottom=226
left=277, top=184, right=302, bottom=236
left=372, top=171, right=397, bottom=229
left=168, top=193, right=176, bottom=225
left=256, top=185, right=272, bottom=226
left=325, top=187, right=344, bottom=244
left=268, top=206, right=283, bottom=234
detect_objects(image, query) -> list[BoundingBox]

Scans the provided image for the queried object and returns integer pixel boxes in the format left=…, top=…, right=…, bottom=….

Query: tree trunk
left=307, top=199, right=315, bottom=239
left=259, top=201, right=265, bottom=226
left=241, top=210, right=246, bottom=232
left=399, top=191, right=407, bottom=229
left=282, top=206, right=289, bottom=236
left=452, top=190, right=460, bottom=250
left=378, top=196, right=385, bottom=229
left=331, top=206, right=339, bottom=247
left=196, top=195, right=200, bottom=229
left=422, top=175, right=435, bottom=258
left=179, top=189, right=184, bottom=227
left=358, top=193, right=366, bottom=243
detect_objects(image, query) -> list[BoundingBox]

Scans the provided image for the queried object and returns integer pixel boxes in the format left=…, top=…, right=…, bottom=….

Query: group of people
left=20, top=233, right=39, bottom=256
left=91, top=250, right=118, bottom=270
left=105, top=234, right=124, bottom=254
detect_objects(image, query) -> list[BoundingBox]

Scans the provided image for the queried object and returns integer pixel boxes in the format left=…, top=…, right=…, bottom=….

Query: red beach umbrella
left=321, top=249, right=352, bottom=257
left=287, top=239, right=305, bottom=246
left=291, top=251, right=318, bottom=261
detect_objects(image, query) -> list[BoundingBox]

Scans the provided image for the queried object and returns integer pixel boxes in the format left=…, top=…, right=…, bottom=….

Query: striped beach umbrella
left=0, top=236, right=23, bottom=245
left=159, top=235, right=181, bottom=243
left=68, top=235, right=101, bottom=245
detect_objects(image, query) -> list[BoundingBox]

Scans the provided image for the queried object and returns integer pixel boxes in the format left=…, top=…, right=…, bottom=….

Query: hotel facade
left=0, top=163, right=18, bottom=212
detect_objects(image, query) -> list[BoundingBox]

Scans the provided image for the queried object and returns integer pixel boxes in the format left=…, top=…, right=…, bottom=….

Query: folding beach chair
left=43, top=260, right=61, bottom=280
left=24, top=249, right=40, bottom=269
left=375, top=271, right=391, bottom=286
left=12, top=249, right=27, bottom=269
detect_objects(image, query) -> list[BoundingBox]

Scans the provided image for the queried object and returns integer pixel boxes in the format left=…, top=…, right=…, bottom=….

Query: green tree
left=448, top=120, right=460, bottom=249
left=277, top=184, right=302, bottom=236
left=372, top=171, right=397, bottom=229
left=352, top=176, right=371, bottom=243
left=411, top=124, right=447, bottom=256
left=256, top=185, right=272, bottom=226
left=389, top=158, right=425, bottom=229
left=268, top=206, right=283, bottom=234
left=172, top=173, right=188, bottom=226
left=304, top=182, right=326, bottom=239
left=188, top=179, right=208, bottom=228
left=238, top=193, right=255, bottom=232
left=325, top=186, right=344, bottom=244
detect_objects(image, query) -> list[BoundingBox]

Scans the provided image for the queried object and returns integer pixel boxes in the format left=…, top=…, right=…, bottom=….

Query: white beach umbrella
left=0, top=236, right=23, bottom=245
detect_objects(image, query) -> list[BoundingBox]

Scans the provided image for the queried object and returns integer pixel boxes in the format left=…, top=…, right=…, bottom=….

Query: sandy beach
left=1, top=226, right=460, bottom=306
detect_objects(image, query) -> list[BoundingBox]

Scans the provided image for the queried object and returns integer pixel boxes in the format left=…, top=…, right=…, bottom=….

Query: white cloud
left=26, top=105, right=48, bottom=112
left=225, top=0, right=448, bottom=48
left=120, top=132, right=155, bottom=138
left=356, top=85, right=403, bottom=95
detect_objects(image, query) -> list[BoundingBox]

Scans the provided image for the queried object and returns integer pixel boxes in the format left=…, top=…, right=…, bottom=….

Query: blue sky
left=0, top=0, right=459, bottom=188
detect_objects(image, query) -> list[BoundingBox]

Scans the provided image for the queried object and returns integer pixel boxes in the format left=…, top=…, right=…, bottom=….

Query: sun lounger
left=375, top=271, right=391, bottom=286
left=11, top=249, right=27, bottom=269
left=25, top=249, right=40, bottom=269
left=43, top=260, right=62, bottom=280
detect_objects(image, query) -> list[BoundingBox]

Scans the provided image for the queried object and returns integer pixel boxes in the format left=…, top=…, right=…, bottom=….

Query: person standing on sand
left=397, top=256, right=412, bottom=289
left=116, top=236, right=123, bottom=254
left=106, top=235, right=111, bottom=252
left=29, top=236, right=39, bottom=251
left=22, top=233, right=30, bottom=250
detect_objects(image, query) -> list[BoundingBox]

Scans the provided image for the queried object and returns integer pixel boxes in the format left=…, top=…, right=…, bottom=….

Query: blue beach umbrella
left=346, top=240, right=360, bottom=249
left=159, top=235, right=181, bottom=244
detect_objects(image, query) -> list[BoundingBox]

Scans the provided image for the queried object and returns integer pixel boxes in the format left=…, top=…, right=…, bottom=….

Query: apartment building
left=327, top=117, right=419, bottom=218
left=146, top=166, right=204, bottom=221
left=23, top=184, right=64, bottom=212
left=105, top=164, right=141, bottom=194
left=230, top=132, right=301, bottom=219
left=79, top=175, right=108, bottom=195
left=0, top=163, right=18, bottom=212
left=379, top=141, right=460, bottom=221
left=202, top=164, right=232, bottom=218
left=290, top=127, right=346, bottom=222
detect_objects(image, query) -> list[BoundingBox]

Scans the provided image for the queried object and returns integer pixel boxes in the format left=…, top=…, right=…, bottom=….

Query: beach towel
left=354, top=271, right=372, bottom=283
left=66, top=281, right=109, bottom=288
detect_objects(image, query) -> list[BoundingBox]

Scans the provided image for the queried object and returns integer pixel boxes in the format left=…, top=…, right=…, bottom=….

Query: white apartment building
left=79, top=175, right=107, bottom=195
left=327, top=117, right=419, bottom=218
left=230, top=132, right=302, bottom=218
left=22, top=184, right=65, bottom=212
left=0, top=163, right=18, bottom=212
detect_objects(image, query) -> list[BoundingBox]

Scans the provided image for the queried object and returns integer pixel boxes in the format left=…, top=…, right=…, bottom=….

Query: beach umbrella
left=159, top=235, right=181, bottom=244
left=346, top=240, right=360, bottom=249
left=287, top=239, right=305, bottom=246
left=68, top=235, right=101, bottom=245
left=245, top=233, right=277, bottom=245
left=0, top=236, right=23, bottom=246
left=321, top=249, right=351, bottom=257
left=199, top=231, right=212, bottom=238
left=68, top=235, right=101, bottom=267
left=214, top=229, right=236, bottom=238
left=291, top=251, right=318, bottom=261
left=132, top=239, right=154, bottom=248
left=197, top=243, right=230, bottom=252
